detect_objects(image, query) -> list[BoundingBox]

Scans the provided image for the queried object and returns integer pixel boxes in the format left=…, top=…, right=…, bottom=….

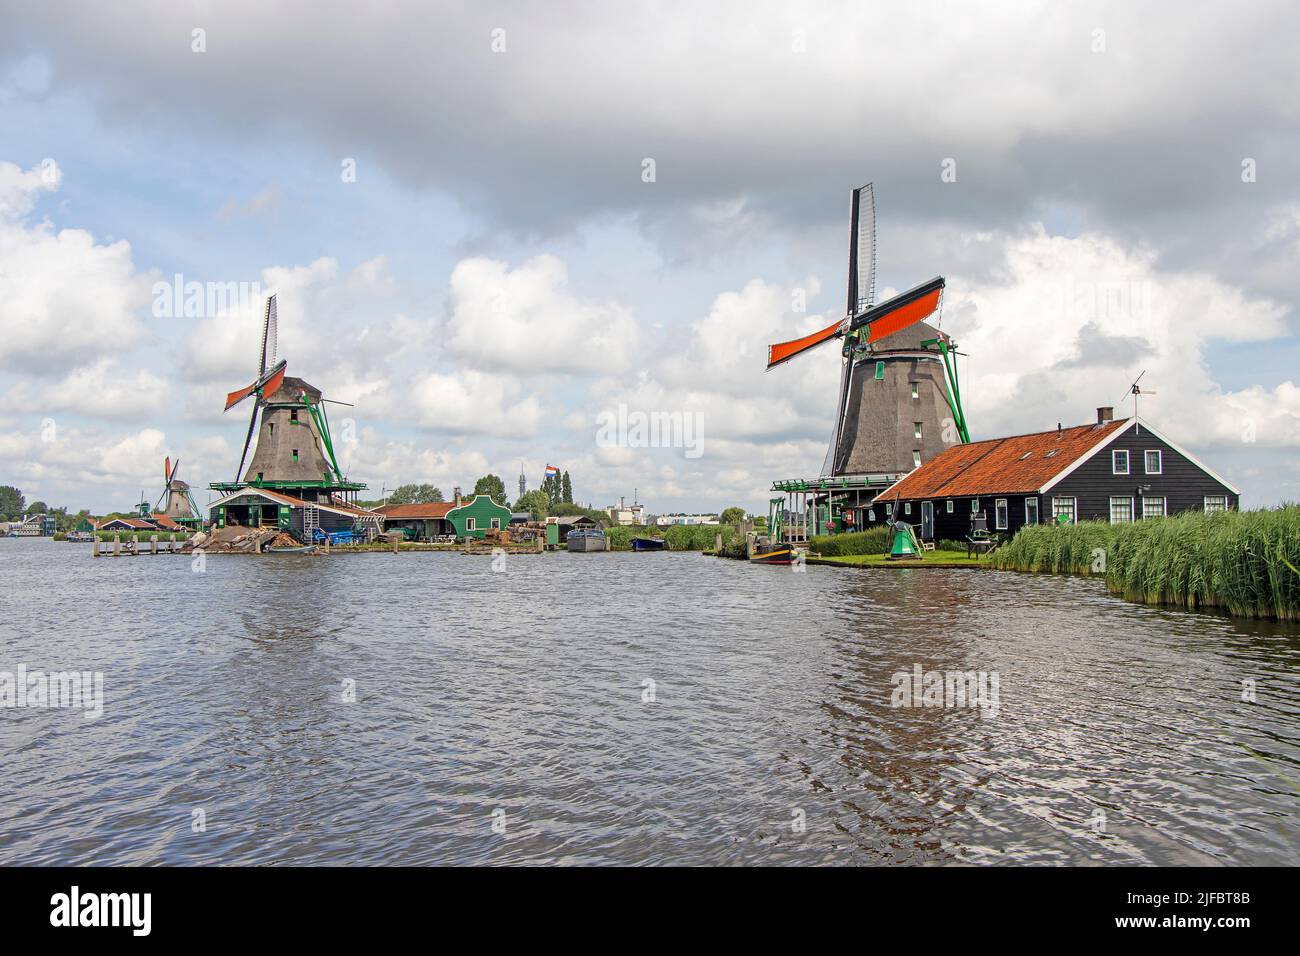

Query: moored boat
left=631, top=537, right=665, bottom=551
left=749, top=541, right=797, bottom=565
left=566, top=529, right=609, bottom=552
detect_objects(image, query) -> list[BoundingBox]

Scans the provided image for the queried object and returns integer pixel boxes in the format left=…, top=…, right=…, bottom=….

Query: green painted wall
left=447, top=495, right=512, bottom=539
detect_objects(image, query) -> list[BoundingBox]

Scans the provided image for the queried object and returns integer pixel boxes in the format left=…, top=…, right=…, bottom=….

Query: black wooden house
left=871, top=408, right=1240, bottom=541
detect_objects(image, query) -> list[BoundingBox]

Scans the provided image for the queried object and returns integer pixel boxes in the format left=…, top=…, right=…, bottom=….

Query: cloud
left=0, top=160, right=153, bottom=372
left=445, top=254, right=638, bottom=373
left=1, top=358, right=171, bottom=421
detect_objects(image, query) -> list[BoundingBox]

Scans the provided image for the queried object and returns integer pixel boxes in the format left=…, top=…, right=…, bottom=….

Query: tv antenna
left=1119, top=370, right=1157, bottom=434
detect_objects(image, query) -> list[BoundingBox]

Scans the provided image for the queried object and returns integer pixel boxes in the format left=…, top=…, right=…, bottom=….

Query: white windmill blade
left=258, top=294, right=279, bottom=376
left=854, top=183, right=877, bottom=311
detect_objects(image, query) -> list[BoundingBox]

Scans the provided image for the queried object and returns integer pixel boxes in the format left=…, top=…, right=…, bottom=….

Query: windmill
left=224, top=295, right=288, bottom=482
left=153, top=456, right=201, bottom=527
left=766, top=184, right=970, bottom=479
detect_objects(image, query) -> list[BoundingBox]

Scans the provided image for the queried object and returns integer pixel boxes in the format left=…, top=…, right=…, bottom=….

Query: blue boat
left=631, top=537, right=665, bottom=551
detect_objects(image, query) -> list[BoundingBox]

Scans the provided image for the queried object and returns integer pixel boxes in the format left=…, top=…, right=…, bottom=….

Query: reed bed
left=810, top=527, right=891, bottom=556
left=993, top=507, right=1300, bottom=621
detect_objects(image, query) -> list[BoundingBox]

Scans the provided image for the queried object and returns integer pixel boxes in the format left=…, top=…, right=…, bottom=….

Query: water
left=1, top=537, right=1297, bottom=865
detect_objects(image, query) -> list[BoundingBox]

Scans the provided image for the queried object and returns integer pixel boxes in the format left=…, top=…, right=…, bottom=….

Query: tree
left=561, top=471, right=573, bottom=504
left=720, top=507, right=746, bottom=524
left=473, top=474, right=508, bottom=506
left=515, top=489, right=551, bottom=520
left=389, top=483, right=443, bottom=505
left=0, top=486, right=23, bottom=521
left=541, top=471, right=561, bottom=504
left=26, top=500, right=49, bottom=516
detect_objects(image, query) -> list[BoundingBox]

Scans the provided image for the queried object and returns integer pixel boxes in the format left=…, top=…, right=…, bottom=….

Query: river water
left=1, top=537, right=1296, bottom=865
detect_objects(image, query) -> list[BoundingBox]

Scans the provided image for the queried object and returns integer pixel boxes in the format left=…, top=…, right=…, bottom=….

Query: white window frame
left=904, top=502, right=912, bottom=515
left=1112, top=449, right=1129, bottom=475
left=490, top=518, right=501, bottom=529
left=1144, top=449, right=1162, bottom=475
left=914, top=422, right=923, bottom=440
left=1142, top=496, right=1166, bottom=519
left=910, top=382, right=919, bottom=400
left=1204, top=495, right=1229, bottom=514
left=1052, top=496, right=1076, bottom=524
left=945, top=500, right=954, bottom=513
left=1025, top=497, right=1039, bottom=525
left=466, top=517, right=477, bottom=531
left=912, top=450, right=922, bottom=468
left=995, top=498, right=1008, bottom=530
left=971, top=498, right=980, bottom=513
left=1109, top=496, right=1134, bottom=524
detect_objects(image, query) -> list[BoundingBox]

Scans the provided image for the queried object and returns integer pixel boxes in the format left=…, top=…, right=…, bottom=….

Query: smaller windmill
left=153, top=457, right=202, bottom=527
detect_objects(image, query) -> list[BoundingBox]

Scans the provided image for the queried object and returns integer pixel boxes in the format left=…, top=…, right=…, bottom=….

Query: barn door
left=921, top=500, right=934, bottom=540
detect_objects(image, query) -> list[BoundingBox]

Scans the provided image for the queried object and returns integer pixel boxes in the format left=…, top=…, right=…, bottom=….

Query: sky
left=1, top=0, right=1298, bottom=516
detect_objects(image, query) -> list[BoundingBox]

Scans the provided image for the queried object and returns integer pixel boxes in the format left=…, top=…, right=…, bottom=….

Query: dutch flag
left=545, top=465, right=560, bottom=478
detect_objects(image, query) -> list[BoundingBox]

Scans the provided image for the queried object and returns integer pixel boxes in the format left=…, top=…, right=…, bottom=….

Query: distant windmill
left=1119, top=370, right=1157, bottom=434
left=153, top=457, right=201, bottom=526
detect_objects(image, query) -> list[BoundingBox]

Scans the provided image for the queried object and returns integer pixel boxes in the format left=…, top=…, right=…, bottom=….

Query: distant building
left=376, top=502, right=456, bottom=540
left=606, top=500, right=646, bottom=526
left=446, top=494, right=513, bottom=540
left=654, top=513, right=719, bottom=526
left=10, top=513, right=56, bottom=536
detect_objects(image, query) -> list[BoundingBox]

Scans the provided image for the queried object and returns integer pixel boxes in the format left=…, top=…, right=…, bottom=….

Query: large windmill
left=208, top=295, right=369, bottom=537
left=152, top=457, right=202, bottom=529
left=767, top=184, right=970, bottom=539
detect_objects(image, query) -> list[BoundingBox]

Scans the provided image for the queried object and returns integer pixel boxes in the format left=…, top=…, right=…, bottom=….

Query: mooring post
left=715, top=532, right=722, bottom=552
left=150, top=534, right=158, bottom=555
left=113, top=533, right=121, bottom=557
left=392, top=535, right=399, bottom=553
left=92, top=534, right=99, bottom=557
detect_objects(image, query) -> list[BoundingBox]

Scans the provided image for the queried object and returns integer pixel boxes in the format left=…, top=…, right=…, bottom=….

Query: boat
left=266, top=544, right=318, bottom=554
left=631, top=537, right=665, bottom=551
left=749, top=539, right=797, bottom=565
left=566, top=529, right=608, bottom=552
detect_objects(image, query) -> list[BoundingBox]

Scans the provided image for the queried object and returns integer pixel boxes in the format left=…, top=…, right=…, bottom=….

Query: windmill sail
left=825, top=185, right=878, bottom=474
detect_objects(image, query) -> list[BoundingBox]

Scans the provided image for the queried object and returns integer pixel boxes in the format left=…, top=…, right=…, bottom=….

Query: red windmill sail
left=222, top=295, right=286, bottom=482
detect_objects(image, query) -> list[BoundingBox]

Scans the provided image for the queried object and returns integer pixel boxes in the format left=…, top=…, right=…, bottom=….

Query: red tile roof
left=150, top=514, right=185, bottom=530
left=375, top=502, right=456, bottom=519
left=877, top=418, right=1132, bottom=500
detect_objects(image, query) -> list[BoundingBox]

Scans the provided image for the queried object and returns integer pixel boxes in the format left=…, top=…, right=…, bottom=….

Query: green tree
left=515, top=489, right=551, bottom=520
left=720, top=507, right=746, bottom=524
left=540, top=471, right=560, bottom=504
left=473, top=474, right=508, bottom=506
left=389, top=483, right=443, bottom=504
left=26, top=500, right=49, bottom=516
left=0, top=486, right=23, bottom=521
left=561, top=471, right=573, bottom=504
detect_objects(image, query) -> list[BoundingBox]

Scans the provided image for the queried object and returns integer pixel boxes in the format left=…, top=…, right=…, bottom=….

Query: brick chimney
left=453, top=486, right=462, bottom=506
left=1096, top=406, right=1114, bottom=424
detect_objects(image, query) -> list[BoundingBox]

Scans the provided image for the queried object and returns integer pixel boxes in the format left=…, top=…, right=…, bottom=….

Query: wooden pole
left=150, top=534, right=158, bottom=555
left=113, top=533, right=120, bottom=557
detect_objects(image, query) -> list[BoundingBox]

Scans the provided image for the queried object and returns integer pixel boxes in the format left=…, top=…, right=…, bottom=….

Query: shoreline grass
left=992, top=507, right=1300, bottom=621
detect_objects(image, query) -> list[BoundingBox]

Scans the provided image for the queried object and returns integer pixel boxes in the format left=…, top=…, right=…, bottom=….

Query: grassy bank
left=992, top=507, right=1300, bottom=621
left=811, top=549, right=981, bottom=568
left=604, top=524, right=737, bottom=551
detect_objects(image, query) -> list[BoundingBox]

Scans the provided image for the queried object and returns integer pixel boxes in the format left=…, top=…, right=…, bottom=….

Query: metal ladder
left=302, top=505, right=319, bottom=543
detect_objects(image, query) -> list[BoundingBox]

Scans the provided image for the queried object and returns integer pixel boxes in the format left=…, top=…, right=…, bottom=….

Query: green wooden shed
left=446, top=494, right=513, bottom=540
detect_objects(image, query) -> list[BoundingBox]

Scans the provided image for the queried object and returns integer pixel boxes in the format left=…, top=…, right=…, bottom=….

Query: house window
left=290, top=409, right=298, bottom=422
left=912, top=450, right=922, bottom=468
left=491, top=518, right=501, bottom=529
left=945, top=500, right=954, bottom=513
left=1052, top=496, right=1076, bottom=524
left=874, top=361, right=885, bottom=380
left=1109, top=496, right=1134, bottom=524
left=1142, top=496, right=1167, bottom=519
left=971, top=498, right=980, bottom=513
left=910, top=382, right=919, bottom=400
left=1204, top=495, right=1229, bottom=514
left=292, top=448, right=299, bottom=462
left=466, top=517, right=477, bottom=531
left=995, top=498, right=1008, bottom=530
left=1025, top=497, right=1039, bottom=525
left=256, top=472, right=264, bottom=482
left=1144, top=449, right=1162, bottom=474
left=868, top=509, right=876, bottom=522
left=904, top=502, right=912, bottom=515
left=268, top=422, right=274, bottom=436
left=1112, top=449, right=1129, bottom=475
left=913, top=422, right=923, bottom=440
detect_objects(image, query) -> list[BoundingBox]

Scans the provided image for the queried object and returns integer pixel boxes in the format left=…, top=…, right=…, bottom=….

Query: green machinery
left=921, top=336, right=970, bottom=444
left=887, top=520, right=923, bottom=560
